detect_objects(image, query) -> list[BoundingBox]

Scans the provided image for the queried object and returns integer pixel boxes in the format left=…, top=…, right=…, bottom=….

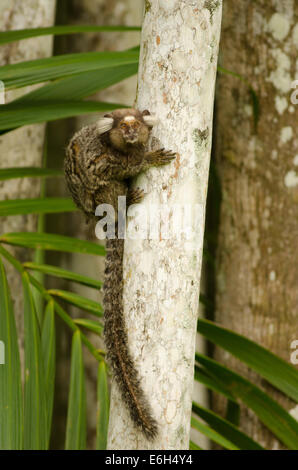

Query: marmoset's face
left=119, top=116, right=143, bottom=144
left=109, top=114, right=150, bottom=150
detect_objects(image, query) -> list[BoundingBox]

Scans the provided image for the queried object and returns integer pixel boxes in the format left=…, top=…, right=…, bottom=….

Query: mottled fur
left=64, top=108, right=176, bottom=440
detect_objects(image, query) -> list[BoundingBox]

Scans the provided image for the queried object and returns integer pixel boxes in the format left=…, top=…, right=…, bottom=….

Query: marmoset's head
left=96, top=108, right=158, bottom=151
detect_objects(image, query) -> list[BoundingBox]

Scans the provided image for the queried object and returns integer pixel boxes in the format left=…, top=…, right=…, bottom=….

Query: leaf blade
left=23, top=272, right=47, bottom=450
left=191, top=416, right=239, bottom=450
left=0, top=232, right=105, bottom=256
left=41, top=301, right=56, bottom=446
left=65, top=331, right=86, bottom=450
left=189, top=441, right=203, bottom=450
left=0, top=257, right=23, bottom=450
left=192, top=401, right=263, bottom=451
left=197, top=318, right=298, bottom=403
left=195, top=365, right=237, bottom=403
left=0, top=101, right=123, bottom=132
left=0, top=197, right=76, bottom=216
left=24, top=262, right=102, bottom=289
left=96, top=362, right=110, bottom=450
left=196, top=353, right=298, bottom=450
left=18, top=64, right=138, bottom=102
left=0, top=167, right=62, bottom=181
left=1, top=49, right=139, bottom=89
left=0, top=25, right=141, bottom=45
left=74, top=319, right=103, bottom=336
left=48, top=289, right=103, bottom=317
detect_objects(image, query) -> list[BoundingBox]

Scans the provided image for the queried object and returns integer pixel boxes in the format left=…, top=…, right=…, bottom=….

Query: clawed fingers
left=161, top=149, right=176, bottom=157
left=158, top=150, right=177, bottom=164
left=134, top=187, right=145, bottom=198
left=147, top=148, right=177, bottom=167
left=163, top=152, right=176, bottom=158
left=127, top=187, right=145, bottom=205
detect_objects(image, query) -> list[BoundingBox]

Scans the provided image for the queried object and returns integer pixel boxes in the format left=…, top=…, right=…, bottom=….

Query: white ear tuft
left=97, top=117, right=114, bottom=134
left=143, top=114, right=159, bottom=127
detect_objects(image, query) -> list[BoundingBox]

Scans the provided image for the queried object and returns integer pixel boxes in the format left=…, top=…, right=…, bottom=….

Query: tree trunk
left=107, top=0, right=222, bottom=450
left=0, top=0, right=56, bottom=365
left=213, top=0, right=298, bottom=449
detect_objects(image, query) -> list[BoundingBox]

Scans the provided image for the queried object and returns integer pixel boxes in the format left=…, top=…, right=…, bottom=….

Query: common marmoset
left=64, top=108, right=176, bottom=440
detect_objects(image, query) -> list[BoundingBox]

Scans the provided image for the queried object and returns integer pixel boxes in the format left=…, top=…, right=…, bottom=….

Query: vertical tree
left=214, top=0, right=298, bottom=448
left=0, top=0, right=56, bottom=362
left=107, top=0, right=222, bottom=450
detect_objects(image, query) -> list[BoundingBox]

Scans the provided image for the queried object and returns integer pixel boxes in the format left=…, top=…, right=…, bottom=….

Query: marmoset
left=64, top=108, right=176, bottom=440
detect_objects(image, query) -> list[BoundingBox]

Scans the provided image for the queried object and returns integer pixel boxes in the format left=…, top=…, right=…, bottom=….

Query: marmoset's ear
left=143, top=113, right=159, bottom=127
left=97, top=116, right=114, bottom=134
left=142, top=109, right=150, bottom=116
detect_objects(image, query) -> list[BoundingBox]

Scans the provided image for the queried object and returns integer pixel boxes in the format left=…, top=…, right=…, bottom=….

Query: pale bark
left=107, top=0, right=222, bottom=450
left=0, top=0, right=56, bottom=363
left=214, top=0, right=298, bottom=449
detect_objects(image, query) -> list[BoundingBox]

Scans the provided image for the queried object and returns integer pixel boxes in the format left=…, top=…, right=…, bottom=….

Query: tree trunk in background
left=214, top=0, right=298, bottom=448
left=0, top=0, right=56, bottom=365
left=107, top=0, right=222, bottom=450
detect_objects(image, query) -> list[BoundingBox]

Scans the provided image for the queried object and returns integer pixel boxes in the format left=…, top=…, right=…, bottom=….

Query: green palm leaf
left=74, top=319, right=103, bottom=336
left=189, top=441, right=203, bottom=450
left=1, top=49, right=139, bottom=90
left=18, top=64, right=138, bottom=102
left=96, top=362, right=110, bottom=450
left=48, top=289, right=103, bottom=317
left=23, top=272, right=47, bottom=450
left=197, top=318, right=298, bottom=403
left=41, top=301, right=56, bottom=446
left=0, top=198, right=76, bottom=216
left=191, top=416, right=238, bottom=450
left=192, top=402, right=263, bottom=450
left=196, top=353, right=298, bottom=450
left=0, top=167, right=62, bottom=180
left=0, top=232, right=105, bottom=256
left=0, top=25, right=141, bottom=45
left=0, top=100, right=123, bottom=132
left=195, top=365, right=236, bottom=402
left=24, top=262, right=102, bottom=288
left=0, top=258, right=22, bottom=450
left=65, top=331, right=86, bottom=450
